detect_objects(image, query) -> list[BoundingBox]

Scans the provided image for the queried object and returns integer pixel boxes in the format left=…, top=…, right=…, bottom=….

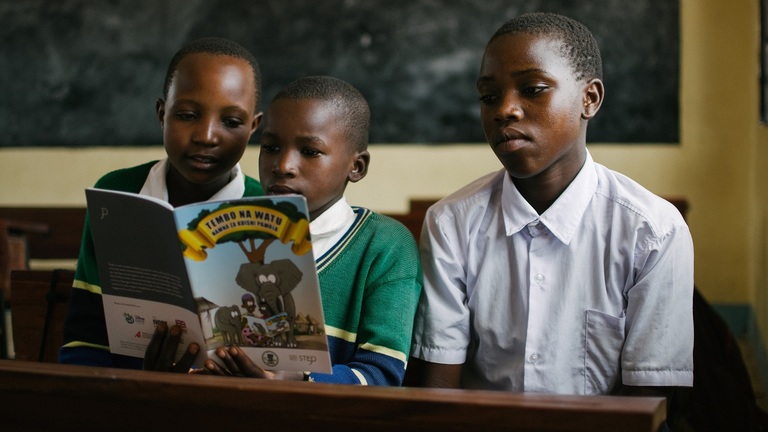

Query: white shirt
left=309, top=196, right=356, bottom=259
left=411, top=151, right=694, bottom=395
left=138, top=158, right=246, bottom=204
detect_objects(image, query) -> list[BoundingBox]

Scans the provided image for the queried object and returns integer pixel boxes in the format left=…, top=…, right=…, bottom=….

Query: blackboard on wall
left=0, top=0, right=679, bottom=146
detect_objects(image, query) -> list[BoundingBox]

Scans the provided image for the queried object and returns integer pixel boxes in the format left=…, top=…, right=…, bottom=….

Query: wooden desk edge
left=0, top=360, right=665, bottom=432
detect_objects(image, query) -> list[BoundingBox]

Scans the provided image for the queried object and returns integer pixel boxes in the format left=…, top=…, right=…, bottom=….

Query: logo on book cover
left=289, top=354, right=318, bottom=366
left=175, top=319, right=187, bottom=333
left=178, top=202, right=312, bottom=261
left=123, top=313, right=145, bottom=325
left=262, top=351, right=279, bottom=367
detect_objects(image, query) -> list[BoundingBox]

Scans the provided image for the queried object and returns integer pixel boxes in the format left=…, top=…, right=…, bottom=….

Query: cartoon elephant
left=235, top=259, right=303, bottom=348
left=214, top=305, right=244, bottom=345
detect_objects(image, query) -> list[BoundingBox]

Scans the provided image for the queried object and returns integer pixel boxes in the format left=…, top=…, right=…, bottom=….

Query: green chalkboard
left=0, top=0, right=678, bottom=146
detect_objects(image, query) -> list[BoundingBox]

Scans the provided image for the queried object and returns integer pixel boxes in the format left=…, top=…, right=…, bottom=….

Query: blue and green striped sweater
left=309, top=207, right=422, bottom=385
left=60, top=161, right=422, bottom=385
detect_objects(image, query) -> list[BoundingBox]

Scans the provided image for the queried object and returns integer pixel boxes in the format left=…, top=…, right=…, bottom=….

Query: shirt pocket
left=584, top=309, right=626, bottom=395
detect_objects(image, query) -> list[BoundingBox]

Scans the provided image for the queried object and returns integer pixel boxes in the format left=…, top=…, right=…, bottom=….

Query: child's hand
left=203, top=346, right=305, bottom=381
left=142, top=322, right=199, bottom=373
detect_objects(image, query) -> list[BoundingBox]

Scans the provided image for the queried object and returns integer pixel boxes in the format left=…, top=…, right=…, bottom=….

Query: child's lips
left=187, top=154, right=219, bottom=169
left=494, top=128, right=529, bottom=150
left=268, top=184, right=298, bottom=195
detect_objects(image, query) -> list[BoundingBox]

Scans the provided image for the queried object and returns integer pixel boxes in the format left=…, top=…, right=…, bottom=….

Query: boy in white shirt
left=409, top=12, right=693, bottom=426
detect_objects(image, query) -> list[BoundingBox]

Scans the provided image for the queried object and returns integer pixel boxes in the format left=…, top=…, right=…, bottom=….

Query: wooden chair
left=0, top=207, right=84, bottom=359
left=0, top=218, right=50, bottom=359
left=9, top=269, right=74, bottom=363
left=0, top=207, right=86, bottom=261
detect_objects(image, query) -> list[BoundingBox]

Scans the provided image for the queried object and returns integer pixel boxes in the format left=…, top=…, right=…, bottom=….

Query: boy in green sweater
left=60, top=37, right=264, bottom=368
left=157, top=76, right=423, bottom=385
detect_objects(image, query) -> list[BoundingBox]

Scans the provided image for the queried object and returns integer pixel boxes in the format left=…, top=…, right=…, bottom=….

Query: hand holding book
left=200, top=345, right=306, bottom=380
left=143, top=322, right=200, bottom=373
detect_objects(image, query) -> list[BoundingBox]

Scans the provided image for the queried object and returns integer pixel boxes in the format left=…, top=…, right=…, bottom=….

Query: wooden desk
left=0, top=360, right=665, bottom=432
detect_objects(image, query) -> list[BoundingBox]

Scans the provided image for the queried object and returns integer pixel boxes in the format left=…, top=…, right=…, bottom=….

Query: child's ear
left=156, top=98, right=166, bottom=128
left=250, top=111, right=263, bottom=136
left=348, top=150, right=370, bottom=183
left=581, top=78, right=604, bottom=120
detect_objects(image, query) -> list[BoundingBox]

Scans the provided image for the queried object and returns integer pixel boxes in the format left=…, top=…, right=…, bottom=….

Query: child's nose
left=273, top=152, right=298, bottom=177
left=192, top=117, right=221, bottom=145
left=495, top=94, right=524, bottom=122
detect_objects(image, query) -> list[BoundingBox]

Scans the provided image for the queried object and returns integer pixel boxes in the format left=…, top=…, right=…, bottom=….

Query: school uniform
left=60, top=159, right=262, bottom=367
left=307, top=198, right=423, bottom=385
left=411, top=151, right=694, bottom=394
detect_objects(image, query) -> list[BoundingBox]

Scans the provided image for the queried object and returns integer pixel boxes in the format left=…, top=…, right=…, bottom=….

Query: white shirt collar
left=501, top=151, right=597, bottom=244
left=310, top=196, right=356, bottom=259
left=138, top=158, right=246, bottom=205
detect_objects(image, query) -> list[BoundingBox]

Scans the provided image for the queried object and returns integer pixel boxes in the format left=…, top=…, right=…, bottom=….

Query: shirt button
left=528, top=352, right=540, bottom=364
left=536, top=223, right=544, bottom=230
left=534, top=274, right=544, bottom=284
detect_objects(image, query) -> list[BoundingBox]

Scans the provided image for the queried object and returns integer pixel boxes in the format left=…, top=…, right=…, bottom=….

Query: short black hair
left=272, top=76, right=370, bottom=152
left=489, top=12, right=602, bottom=81
left=162, top=37, right=262, bottom=108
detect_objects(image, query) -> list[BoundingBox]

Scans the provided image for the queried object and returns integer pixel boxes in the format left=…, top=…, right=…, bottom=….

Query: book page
left=86, top=188, right=204, bottom=363
left=174, top=195, right=331, bottom=373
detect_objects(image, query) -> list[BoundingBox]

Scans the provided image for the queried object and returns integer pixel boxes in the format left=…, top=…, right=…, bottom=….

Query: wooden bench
left=2, top=267, right=671, bottom=430
left=9, top=269, right=73, bottom=363
left=0, top=359, right=667, bottom=432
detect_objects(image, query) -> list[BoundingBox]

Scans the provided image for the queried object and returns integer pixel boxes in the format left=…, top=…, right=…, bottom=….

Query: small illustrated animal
left=214, top=305, right=244, bottom=345
left=241, top=323, right=270, bottom=347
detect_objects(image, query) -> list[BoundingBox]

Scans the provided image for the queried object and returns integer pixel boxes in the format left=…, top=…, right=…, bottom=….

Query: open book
left=85, top=188, right=331, bottom=373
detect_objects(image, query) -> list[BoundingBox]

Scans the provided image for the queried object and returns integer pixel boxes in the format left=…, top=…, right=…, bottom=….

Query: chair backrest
left=10, top=269, right=74, bottom=363
left=0, top=207, right=85, bottom=261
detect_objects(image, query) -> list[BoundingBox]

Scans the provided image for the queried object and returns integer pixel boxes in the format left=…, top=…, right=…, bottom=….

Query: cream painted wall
left=755, top=123, right=768, bottom=351
left=672, top=0, right=757, bottom=304
left=0, top=144, right=688, bottom=210
left=0, top=0, right=763, bottom=308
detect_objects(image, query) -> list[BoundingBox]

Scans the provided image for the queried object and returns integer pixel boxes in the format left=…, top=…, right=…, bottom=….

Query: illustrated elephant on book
left=214, top=305, right=244, bottom=345
left=235, top=259, right=303, bottom=348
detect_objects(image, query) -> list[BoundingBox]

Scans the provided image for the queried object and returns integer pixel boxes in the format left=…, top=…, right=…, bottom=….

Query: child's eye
left=478, top=94, right=498, bottom=105
left=301, top=148, right=320, bottom=157
left=174, top=111, right=196, bottom=121
left=223, top=117, right=245, bottom=128
left=522, top=85, right=547, bottom=96
left=260, top=144, right=279, bottom=153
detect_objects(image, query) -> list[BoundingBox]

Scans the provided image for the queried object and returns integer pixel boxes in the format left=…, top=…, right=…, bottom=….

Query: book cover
left=86, top=188, right=331, bottom=373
